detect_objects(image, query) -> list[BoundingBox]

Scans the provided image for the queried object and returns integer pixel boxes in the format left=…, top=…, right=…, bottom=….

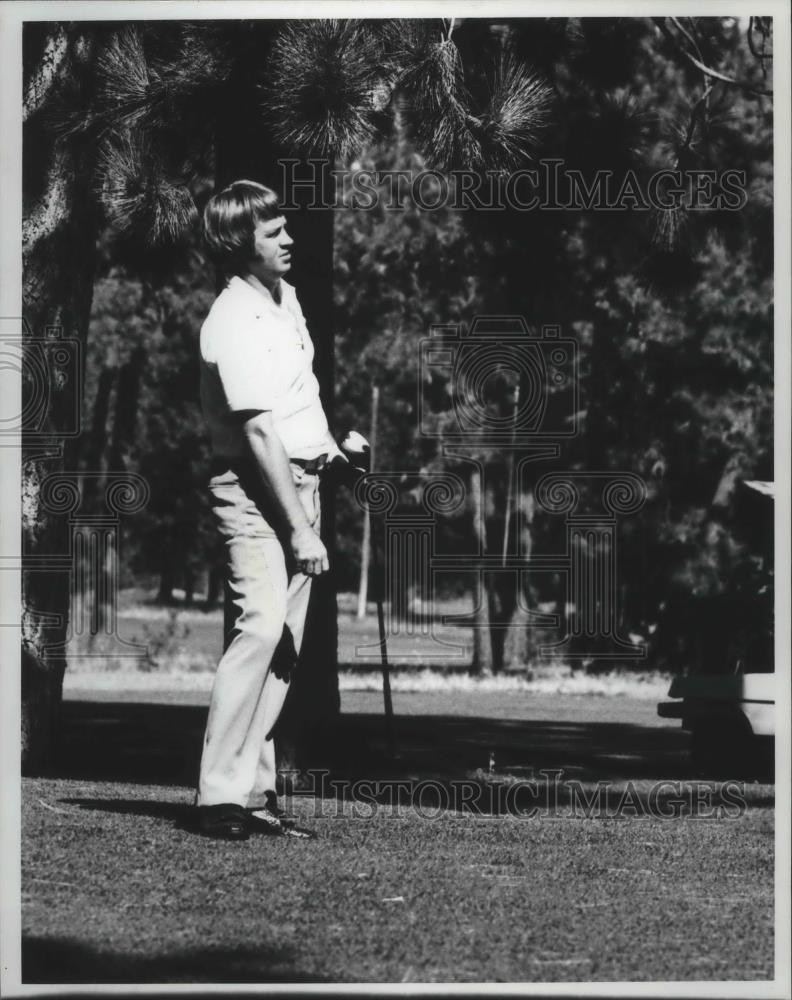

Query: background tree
left=22, top=24, right=108, bottom=770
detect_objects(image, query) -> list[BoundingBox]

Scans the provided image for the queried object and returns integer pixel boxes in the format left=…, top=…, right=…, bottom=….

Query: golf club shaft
left=369, top=509, right=395, bottom=757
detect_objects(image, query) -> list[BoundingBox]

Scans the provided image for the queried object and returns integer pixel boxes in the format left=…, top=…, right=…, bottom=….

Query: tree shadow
left=45, top=698, right=775, bottom=819
left=298, top=767, right=776, bottom=817
left=22, top=935, right=328, bottom=984
left=50, top=700, right=206, bottom=787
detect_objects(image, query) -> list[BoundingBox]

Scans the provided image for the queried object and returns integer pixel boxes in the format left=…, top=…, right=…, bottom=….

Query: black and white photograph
left=1, top=1, right=789, bottom=993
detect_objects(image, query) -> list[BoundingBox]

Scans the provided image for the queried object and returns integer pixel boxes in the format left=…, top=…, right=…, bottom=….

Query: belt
left=290, top=453, right=328, bottom=474
left=210, top=453, right=329, bottom=476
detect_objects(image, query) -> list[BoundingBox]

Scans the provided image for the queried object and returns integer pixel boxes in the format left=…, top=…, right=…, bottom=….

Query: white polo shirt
left=200, top=275, right=331, bottom=459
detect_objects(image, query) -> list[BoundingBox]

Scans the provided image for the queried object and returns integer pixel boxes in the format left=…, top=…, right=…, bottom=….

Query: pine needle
left=62, top=24, right=229, bottom=139
left=596, top=91, right=653, bottom=164
left=148, top=22, right=234, bottom=116
left=397, top=27, right=552, bottom=173
left=399, top=34, right=478, bottom=170
left=650, top=203, right=689, bottom=251
left=473, top=51, right=554, bottom=171
left=260, top=20, right=389, bottom=160
left=97, top=130, right=198, bottom=248
left=94, top=25, right=159, bottom=131
left=662, top=100, right=737, bottom=173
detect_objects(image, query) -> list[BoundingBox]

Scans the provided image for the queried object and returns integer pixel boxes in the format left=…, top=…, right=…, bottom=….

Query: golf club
left=340, top=432, right=396, bottom=759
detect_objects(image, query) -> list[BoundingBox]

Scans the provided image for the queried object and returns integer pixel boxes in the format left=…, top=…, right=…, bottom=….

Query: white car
left=657, top=481, right=775, bottom=780
left=658, top=671, right=775, bottom=778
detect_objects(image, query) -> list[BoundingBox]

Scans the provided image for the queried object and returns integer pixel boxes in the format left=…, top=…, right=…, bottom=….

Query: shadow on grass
left=47, top=698, right=774, bottom=826
left=52, top=701, right=205, bottom=788
left=61, top=776, right=774, bottom=832
left=48, top=699, right=776, bottom=789
left=22, top=935, right=327, bottom=984
left=59, top=795, right=193, bottom=826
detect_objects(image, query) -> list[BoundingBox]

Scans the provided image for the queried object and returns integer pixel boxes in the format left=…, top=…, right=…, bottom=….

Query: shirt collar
left=227, top=274, right=286, bottom=314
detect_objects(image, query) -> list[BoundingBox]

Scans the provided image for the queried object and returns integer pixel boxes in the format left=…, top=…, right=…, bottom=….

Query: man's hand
left=324, top=430, right=371, bottom=489
left=243, top=411, right=329, bottom=576
left=290, top=525, right=329, bottom=577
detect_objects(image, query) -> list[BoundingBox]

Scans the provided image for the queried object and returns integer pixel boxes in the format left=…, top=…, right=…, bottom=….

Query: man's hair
left=202, top=180, right=282, bottom=275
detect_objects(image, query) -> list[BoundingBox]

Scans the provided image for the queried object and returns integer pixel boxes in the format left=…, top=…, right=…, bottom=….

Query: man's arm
left=242, top=410, right=329, bottom=576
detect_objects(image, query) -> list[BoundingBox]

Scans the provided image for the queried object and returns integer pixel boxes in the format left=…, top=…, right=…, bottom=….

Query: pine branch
left=653, top=17, right=773, bottom=98
left=470, top=52, right=554, bottom=172
left=397, top=24, right=552, bottom=173
left=601, top=92, right=653, bottom=163
left=60, top=24, right=230, bottom=140
left=398, top=31, right=479, bottom=170
left=260, top=20, right=390, bottom=160
left=95, top=26, right=158, bottom=130
left=149, top=23, right=234, bottom=110
left=650, top=204, right=689, bottom=252
left=651, top=87, right=732, bottom=251
left=669, top=16, right=706, bottom=64
left=97, top=130, right=197, bottom=248
left=747, top=17, right=772, bottom=80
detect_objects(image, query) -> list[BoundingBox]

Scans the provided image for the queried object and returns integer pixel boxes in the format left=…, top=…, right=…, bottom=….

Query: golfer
left=195, top=180, right=345, bottom=841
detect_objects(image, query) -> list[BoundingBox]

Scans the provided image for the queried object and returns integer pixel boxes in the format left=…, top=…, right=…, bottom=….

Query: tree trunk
left=85, top=366, right=115, bottom=472
left=502, top=485, right=538, bottom=670
left=470, top=466, right=494, bottom=676
left=184, top=568, right=196, bottom=608
left=21, top=26, right=100, bottom=773
left=485, top=476, right=511, bottom=675
left=80, top=365, right=114, bottom=516
left=206, top=560, right=223, bottom=609
left=108, top=345, right=145, bottom=474
left=276, top=164, right=340, bottom=777
left=156, top=566, right=175, bottom=606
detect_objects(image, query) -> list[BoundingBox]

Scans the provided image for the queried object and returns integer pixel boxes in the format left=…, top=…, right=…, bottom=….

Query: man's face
left=248, top=215, right=293, bottom=285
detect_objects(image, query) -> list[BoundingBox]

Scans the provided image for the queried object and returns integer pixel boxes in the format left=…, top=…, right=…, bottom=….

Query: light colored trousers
left=197, top=460, right=320, bottom=808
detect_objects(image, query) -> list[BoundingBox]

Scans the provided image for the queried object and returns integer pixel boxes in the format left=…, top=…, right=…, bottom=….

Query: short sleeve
left=215, top=326, right=278, bottom=413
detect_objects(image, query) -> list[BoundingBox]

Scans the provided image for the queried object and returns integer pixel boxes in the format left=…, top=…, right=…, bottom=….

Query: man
left=196, top=180, right=346, bottom=841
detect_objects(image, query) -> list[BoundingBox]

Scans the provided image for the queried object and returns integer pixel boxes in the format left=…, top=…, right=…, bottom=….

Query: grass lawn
left=20, top=689, right=775, bottom=985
